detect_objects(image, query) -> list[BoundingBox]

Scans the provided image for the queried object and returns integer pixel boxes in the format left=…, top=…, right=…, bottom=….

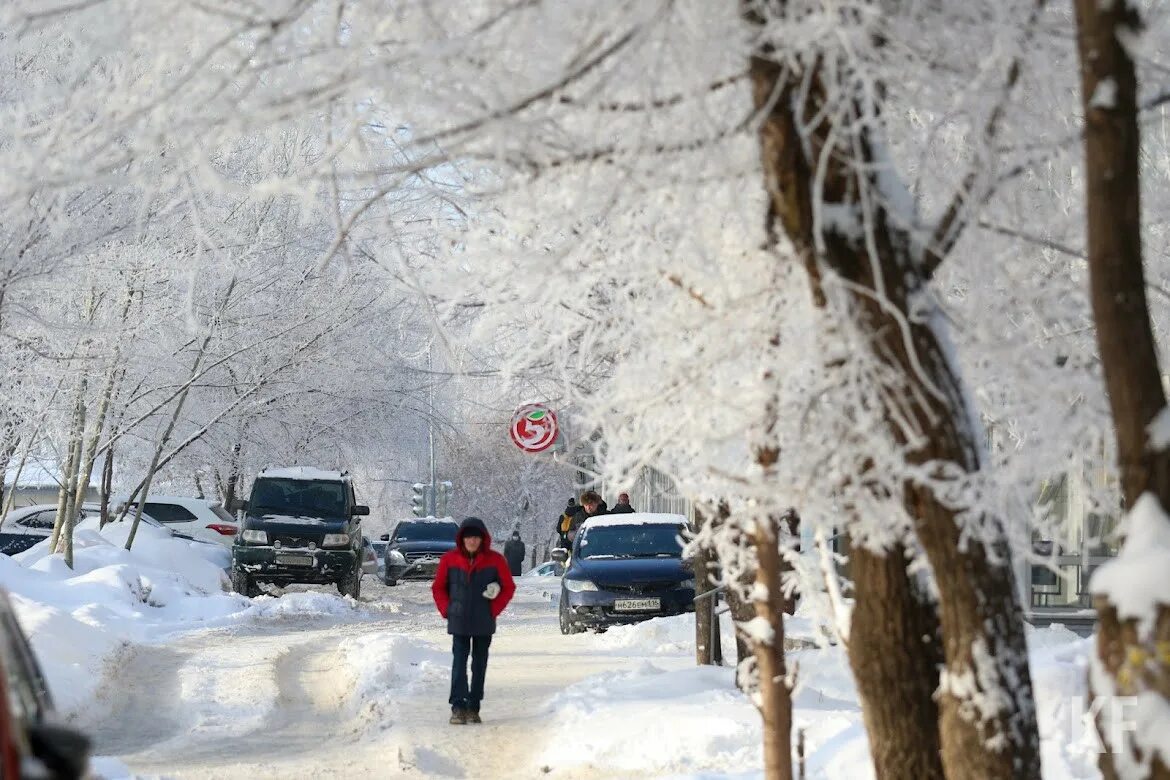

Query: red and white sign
left=510, top=404, right=559, bottom=453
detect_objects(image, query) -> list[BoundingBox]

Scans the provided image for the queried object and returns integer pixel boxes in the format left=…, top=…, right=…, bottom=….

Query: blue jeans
left=449, top=635, right=492, bottom=711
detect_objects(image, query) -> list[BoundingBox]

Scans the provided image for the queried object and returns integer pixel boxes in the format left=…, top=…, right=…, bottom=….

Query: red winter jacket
left=432, top=518, right=516, bottom=635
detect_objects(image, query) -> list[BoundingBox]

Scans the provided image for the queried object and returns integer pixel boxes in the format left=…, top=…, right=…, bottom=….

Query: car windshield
left=394, top=522, right=458, bottom=541
left=249, top=478, right=347, bottom=518
left=578, top=524, right=684, bottom=559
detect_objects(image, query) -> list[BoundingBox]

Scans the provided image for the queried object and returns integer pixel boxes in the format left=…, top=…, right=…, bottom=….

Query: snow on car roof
left=255, top=513, right=327, bottom=525
left=394, top=516, right=457, bottom=524
left=582, top=512, right=688, bottom=529
left=122, top=495, right=217, bottom=507
left=259, top=466, right=351, bottom=482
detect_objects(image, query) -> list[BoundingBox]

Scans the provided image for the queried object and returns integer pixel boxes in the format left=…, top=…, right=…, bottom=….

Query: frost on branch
left=1091, top=495, right=1170, bottom=637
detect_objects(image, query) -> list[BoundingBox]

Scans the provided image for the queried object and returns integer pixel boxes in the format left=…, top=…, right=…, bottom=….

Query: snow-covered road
left=80, top=579, right=688, bottom=779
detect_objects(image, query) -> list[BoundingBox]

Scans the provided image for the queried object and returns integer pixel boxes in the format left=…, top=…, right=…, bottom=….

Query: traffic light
left=435, top=481, right=453, bottom=517
left=411, top=483, right=428, bottom=517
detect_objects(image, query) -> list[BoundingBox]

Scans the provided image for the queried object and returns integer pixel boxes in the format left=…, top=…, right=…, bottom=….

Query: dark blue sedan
left=557, top=514, right=695, bottom=634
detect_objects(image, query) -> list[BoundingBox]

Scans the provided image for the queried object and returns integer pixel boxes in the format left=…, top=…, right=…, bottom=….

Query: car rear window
left=143, top=503, right=198, bottom=523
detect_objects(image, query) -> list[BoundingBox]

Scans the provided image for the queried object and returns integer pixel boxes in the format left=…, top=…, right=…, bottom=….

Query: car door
left=0, top=512, right=55, bottom=556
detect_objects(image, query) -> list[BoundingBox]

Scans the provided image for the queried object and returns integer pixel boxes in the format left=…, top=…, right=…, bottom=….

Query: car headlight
left=241, top=530, right=268, bottom=544
left=388, top=550, right=407, bottom=564
left=322, top=533, right=351, bottom=547
left=563, top=578, right=598, bottom=592
left=676, top=579, right=696, bottom=590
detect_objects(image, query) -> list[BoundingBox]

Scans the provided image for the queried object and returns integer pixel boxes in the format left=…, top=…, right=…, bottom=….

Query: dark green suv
left=230, top=467, right=370, bottom=598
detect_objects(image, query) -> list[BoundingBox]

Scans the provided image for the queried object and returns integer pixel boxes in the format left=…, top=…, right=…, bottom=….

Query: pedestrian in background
left=503, top=528, right=526, bottom=576
left=609, top=492, right=636, bottom=514
left=554, top=497, right=576, bottom=548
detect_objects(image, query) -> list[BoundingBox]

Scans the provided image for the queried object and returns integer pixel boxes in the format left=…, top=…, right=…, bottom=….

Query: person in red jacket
left=431, top=517, right=516, bottom=724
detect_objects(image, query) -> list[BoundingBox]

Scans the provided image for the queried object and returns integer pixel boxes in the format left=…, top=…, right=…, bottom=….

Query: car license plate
left=276, top=554, right=314, bottom=567
left=613, top=598, right=661, bottom=612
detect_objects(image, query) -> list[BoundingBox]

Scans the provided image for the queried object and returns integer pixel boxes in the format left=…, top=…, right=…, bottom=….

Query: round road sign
left=510, top=404, right=559, bottom=453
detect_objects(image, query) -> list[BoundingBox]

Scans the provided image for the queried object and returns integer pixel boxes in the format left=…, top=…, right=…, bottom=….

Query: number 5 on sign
left=510, top=404, right=558, bottom=453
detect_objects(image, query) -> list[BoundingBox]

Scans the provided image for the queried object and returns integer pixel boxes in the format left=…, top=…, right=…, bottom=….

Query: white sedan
left=120, top=495, right=239, bottom=546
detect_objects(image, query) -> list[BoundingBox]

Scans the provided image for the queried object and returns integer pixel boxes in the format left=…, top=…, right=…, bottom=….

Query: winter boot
left=467, top=710, right=482, bottom=724
left=449, top=708, right=468, bottom=725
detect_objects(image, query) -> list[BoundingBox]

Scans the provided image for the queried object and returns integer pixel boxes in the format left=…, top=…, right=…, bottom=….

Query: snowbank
left=537, top=662, right=764, bottom=775
left=587, top=610, right=829, bottom=657
left=588, top=613, right=736, bottom=656
left=0, top=518, right=247, bottom=715
left=1029, top=625, right=1101, bottom=778
left=543, top=617, right=1098, bottom=779
left=240, top=590, right=366, bottom=620
left=339, top=631, right=448, bottom=729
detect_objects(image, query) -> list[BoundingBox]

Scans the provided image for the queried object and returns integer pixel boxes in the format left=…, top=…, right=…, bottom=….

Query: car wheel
left=338, top=567, right=361, bottom=599
left=231, top=569, right=260, bottom=598
left=558, top=596, right=583, bottom=635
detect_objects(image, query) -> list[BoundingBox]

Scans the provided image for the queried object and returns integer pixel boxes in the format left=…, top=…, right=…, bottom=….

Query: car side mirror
left=550, top=548, right=569, bottom=564
left=353, top=505, right=370, bottom=516
left=29, top=721, right=91, bottom=780
left=379, top=533, right=390, bottom=542
left=230, top=499, right=248, bottom=512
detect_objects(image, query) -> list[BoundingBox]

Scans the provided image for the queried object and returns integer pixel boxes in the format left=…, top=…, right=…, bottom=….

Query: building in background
left=3, top=458, right=101, bottom=510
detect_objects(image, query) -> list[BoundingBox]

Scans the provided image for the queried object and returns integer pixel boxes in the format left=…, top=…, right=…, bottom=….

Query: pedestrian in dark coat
left=503, top=530, right=525, bottom=576
left=609, top=492, right=636, bottom=514
left=431, top=517, right=516, bottom=724
left=554, top=497, right=576, bottom=548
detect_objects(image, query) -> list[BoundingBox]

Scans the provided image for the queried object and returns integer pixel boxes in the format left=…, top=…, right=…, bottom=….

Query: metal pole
left=428, top=343, right=437, bottom=516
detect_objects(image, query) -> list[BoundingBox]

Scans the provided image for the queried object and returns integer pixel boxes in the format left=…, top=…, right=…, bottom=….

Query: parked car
left=230, top=467, right=369, bottom=599
left=557, top=513, right=695, bottom=635
left=0, top=589, right=92, bottom=779
left=380, top=518, right=459, bottom=586
left=523, top=560, right=564, bottom=578
left=360, top=537, right=379, bottom=578
left=0, top=503, right=172, bottom=556
left=119, top=495, right=238, bottom=546
left=370, top=540, right=388, bottom=579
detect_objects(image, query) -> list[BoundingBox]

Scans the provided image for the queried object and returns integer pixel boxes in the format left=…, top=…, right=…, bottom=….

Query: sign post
left=510, top=404, right=559, bottom=453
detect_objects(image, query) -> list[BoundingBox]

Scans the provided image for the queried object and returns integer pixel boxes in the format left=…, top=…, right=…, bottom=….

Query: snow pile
left=589, top=614, right=735, bottom=655
left=0, top=518, right=246, bottom=714
left=1028, top=625, right=1101, bottom=777
left=240, top=591, right=364, bottom=620
left=537, top=662, right=763, bottom=775
left=340, top=631, right=448, bottom=728
left=544, top=616, right=1098, bottom=779
left=589, top=609, right=829, bottom=657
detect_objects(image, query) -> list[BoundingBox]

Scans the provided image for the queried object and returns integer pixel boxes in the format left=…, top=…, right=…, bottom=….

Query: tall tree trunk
left=0, top=428, right=17, bottom=513
left=751, top=514, right=793, bottom=780
left=744, top=11, right=1040, bottom=779
left=693, top=508, right=723, bottom=666
left=694, top=540, right=717, bottom=665
left=50, top=376, right=87, bottom=566
left=848, top=544, right=945, bottom=779
left=100, top=443, right=115, bottom=528
left=1073, top=1, right=1170, bottom=776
